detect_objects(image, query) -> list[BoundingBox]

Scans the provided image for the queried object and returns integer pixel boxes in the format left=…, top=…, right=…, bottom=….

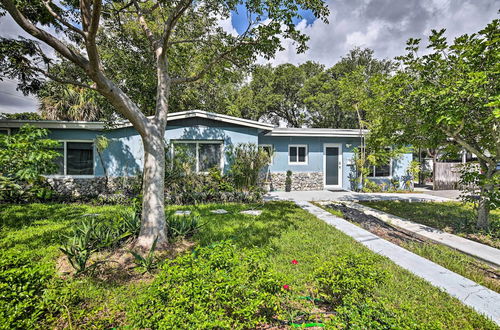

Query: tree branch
left=441, top=127, right=496, bottom=167
left=35, top=68, right=98, bottom=91
left=160, top=0, right=192, bottom=58
left=1, top=0, right=89, bottom=69
left=171, top=41, right=257, bottom=84
left=42, top=0, right=85, bottom=37
left=132, top=0, right=158, bottom=50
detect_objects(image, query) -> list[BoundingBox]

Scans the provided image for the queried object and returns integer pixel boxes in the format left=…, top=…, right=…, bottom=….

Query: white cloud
left=260, top=0, right=497, bottom=66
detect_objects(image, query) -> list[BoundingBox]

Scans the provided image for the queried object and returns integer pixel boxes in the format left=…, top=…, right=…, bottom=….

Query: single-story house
left=0, top=110, right=412, bottom=192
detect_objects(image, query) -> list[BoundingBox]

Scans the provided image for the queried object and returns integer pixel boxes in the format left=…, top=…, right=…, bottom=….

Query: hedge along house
left=0, top=110, right=412, bottom=194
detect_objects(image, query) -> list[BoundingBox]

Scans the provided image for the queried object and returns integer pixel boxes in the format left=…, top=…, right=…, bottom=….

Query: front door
left=324, top=144, right=342, bottom=189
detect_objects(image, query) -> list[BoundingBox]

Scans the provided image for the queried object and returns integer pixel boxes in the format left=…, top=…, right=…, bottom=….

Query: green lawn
left=359, top=201, right=500, bottom=249
left=318, top=203, right=500, bottom=294
left=0, top=202, right=498, bottom=329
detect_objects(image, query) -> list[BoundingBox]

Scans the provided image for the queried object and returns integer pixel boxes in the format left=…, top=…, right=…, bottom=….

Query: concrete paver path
left=295, top=200, right=500, bottom=325
left=265, top=190, right=452, bottom=202
left=342, top=202, right=500, bottom=268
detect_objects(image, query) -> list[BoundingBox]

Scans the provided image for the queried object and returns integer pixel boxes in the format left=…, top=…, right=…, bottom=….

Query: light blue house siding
left=258, top=135, right=413, bottom=190
left=46, top=117, right=260, bottom=177
left=1, top=111, right=413, bottom=191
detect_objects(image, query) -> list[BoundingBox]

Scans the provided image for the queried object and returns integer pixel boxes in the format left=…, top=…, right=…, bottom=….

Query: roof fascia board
left=167, top=110, right=274, bottom=130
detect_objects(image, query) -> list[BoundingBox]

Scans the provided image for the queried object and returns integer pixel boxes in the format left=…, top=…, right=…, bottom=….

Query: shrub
left=226, top=143, right=271, bottom=190
left=0, top=125, right=59, bottom=203
left=285, top=170, right=292, bottom=192
left=131, top=242, right=282, bottom=328
left=314, top=254, right=387, bottom=306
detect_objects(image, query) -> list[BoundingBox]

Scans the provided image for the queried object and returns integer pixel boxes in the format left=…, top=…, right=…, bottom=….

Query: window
left=289, top=144, right=307, bottom=165
left=259, top=144, right=274, bottom=164
left=51, top=141, right=95, bottom=176
left=172, top=141, right=222, bottom=173
left=368, top=149, right=392, bottom=177
left=0, top=128, right=10, bottom=135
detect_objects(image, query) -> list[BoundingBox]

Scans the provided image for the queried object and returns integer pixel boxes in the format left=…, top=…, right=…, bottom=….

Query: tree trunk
left=477, top=195, right=489, bottom=230
left=476, top=166, right=495, bottom=230
left=136, top=124, right=168, bottom=249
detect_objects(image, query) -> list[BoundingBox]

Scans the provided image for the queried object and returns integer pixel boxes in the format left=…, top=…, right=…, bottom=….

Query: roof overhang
left=167, top=110, right=275, bottom=130
left=265, top=128, right=368, bottom=137
left=0, top=110, right=275, bottom=131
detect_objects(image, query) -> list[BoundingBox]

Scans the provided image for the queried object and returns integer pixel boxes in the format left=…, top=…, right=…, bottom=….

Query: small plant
left=314, top=254, right=387, bottom=306
left=129, top=237, right=160, bottom=274
left=285, top=170, right=292, bottom=192
left=166, top=214, right=204, bottom=240
left=59, top=219, right=99, bottom=274
left=130, top=241, right=281, bottom=328
left=60, top=210, right=142, bottom=274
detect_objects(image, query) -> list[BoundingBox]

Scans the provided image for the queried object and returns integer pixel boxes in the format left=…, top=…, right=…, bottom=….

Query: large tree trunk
left=136, top=123, right=168, bottom=249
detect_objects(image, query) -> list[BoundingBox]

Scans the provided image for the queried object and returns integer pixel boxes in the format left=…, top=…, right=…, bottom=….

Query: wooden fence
left=433, top=162, right=462, bottom=190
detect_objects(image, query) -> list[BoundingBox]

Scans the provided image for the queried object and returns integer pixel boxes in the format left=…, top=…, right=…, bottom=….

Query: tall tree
left=0, top=0, right=329, bottom=248
left=368, top=19, right=499, bottom=229
left=301, top=48, right=393, bottom=128
left=231, top=61, right=324, bottom=127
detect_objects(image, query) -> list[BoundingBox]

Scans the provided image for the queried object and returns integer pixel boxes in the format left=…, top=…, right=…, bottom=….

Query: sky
left=0, top=0, right=497, bottom=114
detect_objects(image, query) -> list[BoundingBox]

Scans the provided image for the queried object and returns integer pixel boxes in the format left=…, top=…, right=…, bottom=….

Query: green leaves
left=0, top=124, right=59, bottom=182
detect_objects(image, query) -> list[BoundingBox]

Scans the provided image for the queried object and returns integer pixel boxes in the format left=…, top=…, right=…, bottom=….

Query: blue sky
left=230, top=3, right=317, bottom=34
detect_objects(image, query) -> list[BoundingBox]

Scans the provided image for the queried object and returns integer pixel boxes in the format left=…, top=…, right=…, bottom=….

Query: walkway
left=295, top=201, right=500, bottom=325
left=265, top=190, right=452, bottom=202
left=342, top=201, right=500, bottom=268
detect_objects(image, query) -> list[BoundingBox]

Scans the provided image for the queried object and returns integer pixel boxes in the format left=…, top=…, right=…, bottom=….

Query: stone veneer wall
left=46, top=177, right=140, bottom=197
left=269, top=172, right=323, bottom=191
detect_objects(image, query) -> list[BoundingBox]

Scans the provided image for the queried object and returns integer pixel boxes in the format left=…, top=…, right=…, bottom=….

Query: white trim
left=0, top=128, right=11, bottom=135
left=266, top=128, right=368, bottom=137
left=323, top=143, right=343, bottom=189
left=167, top=110, right=275, bottom=130
left=259, top=144, right=274, bottom=165
left=46, top=140, right=95, bottom=177
left=171, top=140, right=224, bottom=174
left=288, top=144, right=308, bottom=165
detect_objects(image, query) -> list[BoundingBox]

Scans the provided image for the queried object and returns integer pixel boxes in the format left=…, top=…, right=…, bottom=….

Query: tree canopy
left=367, top=18, right=499, bottom=229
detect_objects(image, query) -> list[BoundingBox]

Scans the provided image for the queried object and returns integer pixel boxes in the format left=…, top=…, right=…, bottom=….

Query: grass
left=0, top=202, right=498, bottom=328
left=359, top=201, right=500, bottom=248
left=318, top=203, right=500, bottom=293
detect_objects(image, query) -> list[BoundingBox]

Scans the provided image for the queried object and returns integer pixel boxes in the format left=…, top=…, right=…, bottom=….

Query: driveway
left=265, top=190, right=453, bottom=202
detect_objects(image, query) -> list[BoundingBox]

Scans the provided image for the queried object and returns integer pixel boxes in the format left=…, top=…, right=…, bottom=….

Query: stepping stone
left=211, top=209, right=228, bottom=214
left=240, top=210, right=262, bottom=216
left=174, top=210, right=191, bottom=216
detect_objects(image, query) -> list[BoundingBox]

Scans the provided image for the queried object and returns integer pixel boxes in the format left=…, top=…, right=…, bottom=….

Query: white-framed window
left=171, top=140, right=223, bottom=173
left=51, top=140, right=95, bottom=176
left=288, top=144, right=308, bottom=165
left=259, top=144, right=274, bottom=165
left=0, top=128, right=10, bottom=135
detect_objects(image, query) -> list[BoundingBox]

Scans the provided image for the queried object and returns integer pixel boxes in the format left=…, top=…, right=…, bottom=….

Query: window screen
left=199, top=143, right=221, bottom=172
left=66, top=142, right=94, bottom=175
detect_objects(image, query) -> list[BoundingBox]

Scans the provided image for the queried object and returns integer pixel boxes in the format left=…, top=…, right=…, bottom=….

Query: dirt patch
left=327, top=203, right=426, bottom=246
left=56, top=238, right=196, bottom=283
